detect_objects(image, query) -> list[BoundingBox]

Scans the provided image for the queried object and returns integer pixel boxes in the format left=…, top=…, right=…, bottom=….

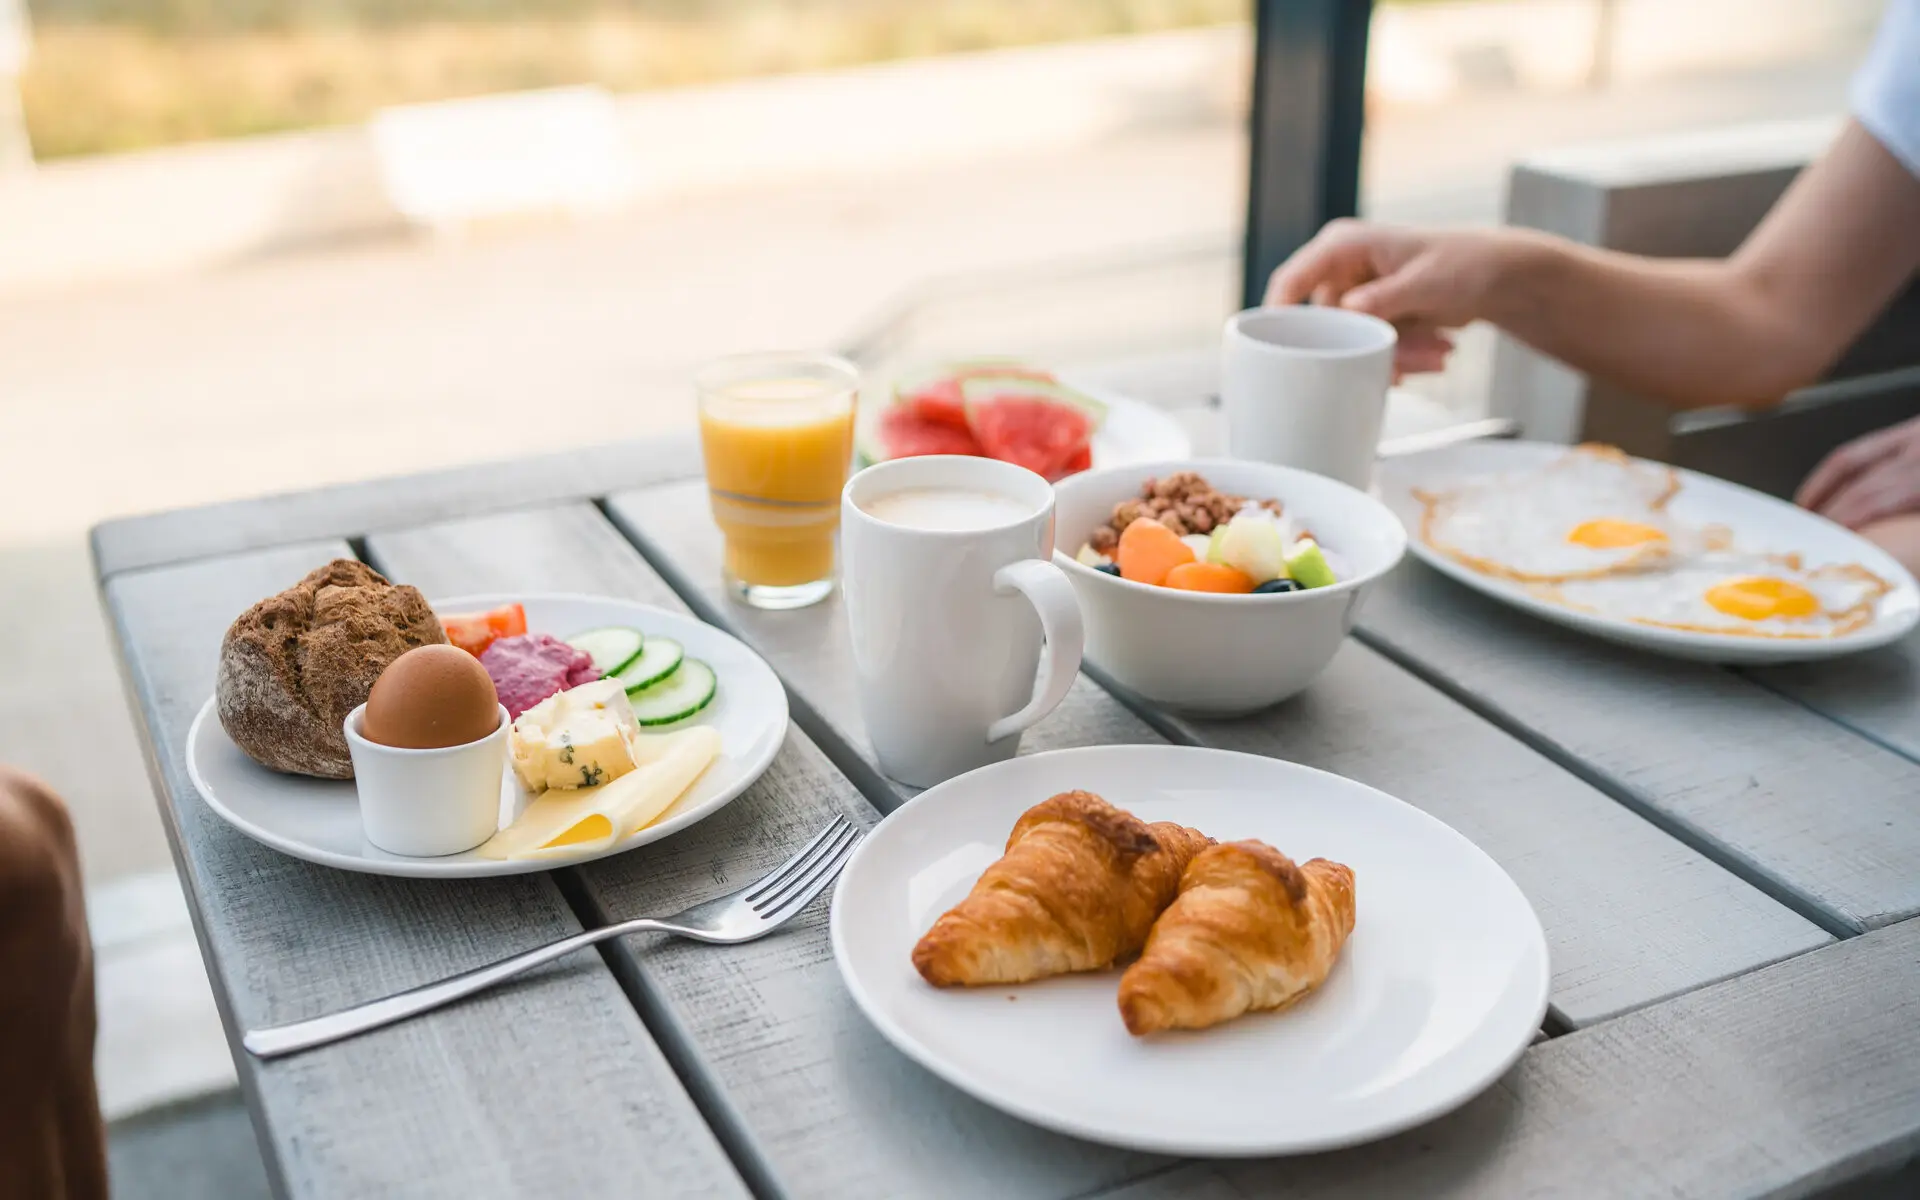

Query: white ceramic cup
left=842, top=456, right=1085, bottom=788
left=344, top=703, right=509, bottom=856
left=1222, top=305, right=1398, bottom=489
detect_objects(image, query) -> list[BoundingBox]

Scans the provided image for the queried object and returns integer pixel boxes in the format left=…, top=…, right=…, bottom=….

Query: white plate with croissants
left=829, top=745, right=1549, bottom=1156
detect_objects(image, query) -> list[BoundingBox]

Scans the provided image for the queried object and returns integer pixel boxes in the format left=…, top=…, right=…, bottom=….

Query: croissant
left=912, top=791, right=1213, bottom=987
left=1118, top=840, right=1355, bottom=1035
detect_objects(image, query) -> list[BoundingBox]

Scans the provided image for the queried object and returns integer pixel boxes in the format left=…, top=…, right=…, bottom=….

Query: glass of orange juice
left=696, top=351, right=859, bottom=610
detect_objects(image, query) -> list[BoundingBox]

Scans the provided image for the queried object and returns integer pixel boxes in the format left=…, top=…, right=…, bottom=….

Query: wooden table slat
left=103, top=540, right=747, bottom=1200
left=1096, top=916, right=1920, bottom=1200
left=1749, top=636, right=1920, bottom=768
left=610, top=480, right=1830, bottom=1028
left=364, top=503, right=1169, bottom=1200
left=1356, top=557, right=1920, bottom=933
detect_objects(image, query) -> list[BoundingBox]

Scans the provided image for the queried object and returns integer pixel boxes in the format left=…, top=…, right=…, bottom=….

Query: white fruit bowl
left=1052, top=458, right=1407, bottom=716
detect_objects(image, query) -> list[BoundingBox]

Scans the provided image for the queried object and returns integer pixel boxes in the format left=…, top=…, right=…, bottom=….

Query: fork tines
left=747, top=815, right=861, bottom=920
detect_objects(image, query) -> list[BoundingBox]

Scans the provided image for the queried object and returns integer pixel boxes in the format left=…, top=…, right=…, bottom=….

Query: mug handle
left=986, top=558, right=1086, bottom=744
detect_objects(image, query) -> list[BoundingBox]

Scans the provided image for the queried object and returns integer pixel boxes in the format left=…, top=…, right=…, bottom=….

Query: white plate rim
left=828, top=744, right=1551, bottom=1156
left=1062, top=376, right=1194, bottom=466
left=185, top=592, right=789, bottom=878
left=1381, top=440, right=1920, bottom=664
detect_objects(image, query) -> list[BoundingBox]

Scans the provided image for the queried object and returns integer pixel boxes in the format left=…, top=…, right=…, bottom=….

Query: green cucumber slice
left=627, top=658, right=717, bottom=726
left=614, top=637, right=685, bottom=693
left=567, top=627, right=644, bottom=676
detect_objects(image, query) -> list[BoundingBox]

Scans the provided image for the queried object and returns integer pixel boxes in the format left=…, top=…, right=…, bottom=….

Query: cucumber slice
left=614, top=637, right=685, bottom=693
left=627, top=658, right=717, bottom=726
left=567, top=627, right=645, bottom=676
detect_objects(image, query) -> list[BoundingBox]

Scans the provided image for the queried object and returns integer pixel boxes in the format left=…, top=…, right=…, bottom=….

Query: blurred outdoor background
left=0, top=0, right=1890, bottom=1193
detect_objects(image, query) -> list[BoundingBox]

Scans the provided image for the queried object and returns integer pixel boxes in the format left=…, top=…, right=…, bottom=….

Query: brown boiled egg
left=362, top=645, right=501, bottom=749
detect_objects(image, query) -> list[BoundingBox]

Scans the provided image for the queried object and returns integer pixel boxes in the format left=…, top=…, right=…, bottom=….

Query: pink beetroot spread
left=481, top=634, right=600, bottom=717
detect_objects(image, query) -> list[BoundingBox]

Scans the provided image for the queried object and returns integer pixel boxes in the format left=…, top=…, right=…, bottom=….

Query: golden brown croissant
left=912, top=791, right=1213, bottom=987
left=1118, top=840, right=1355, bottom=1035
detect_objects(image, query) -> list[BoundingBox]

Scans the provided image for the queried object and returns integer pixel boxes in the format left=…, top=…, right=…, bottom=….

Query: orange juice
left=696, top=355, right=858, bottom=608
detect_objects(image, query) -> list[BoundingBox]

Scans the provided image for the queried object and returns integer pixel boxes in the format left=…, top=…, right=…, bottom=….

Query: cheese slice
left=509, top=679, right=642, bottom=792
left=480, top=725, right=723, bottom=861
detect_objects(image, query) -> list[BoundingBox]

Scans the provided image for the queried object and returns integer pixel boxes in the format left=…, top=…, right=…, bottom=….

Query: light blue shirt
left=1853, top=0, right=1920, bottom=178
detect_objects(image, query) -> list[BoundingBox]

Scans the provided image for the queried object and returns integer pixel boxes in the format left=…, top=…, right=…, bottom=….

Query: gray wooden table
left=93, top=365, right=1920, bottom=1199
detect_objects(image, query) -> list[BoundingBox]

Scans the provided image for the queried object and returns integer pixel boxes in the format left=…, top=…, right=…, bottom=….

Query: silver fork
left=242, top=816, right=864, bottom=1060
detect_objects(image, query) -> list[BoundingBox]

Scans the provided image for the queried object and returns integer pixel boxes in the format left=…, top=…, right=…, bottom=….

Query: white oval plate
left=187, top=593, right=788, bottom=878
left=1378, top=440, right=1920, bottom=664
left=1072, top=379, right=1193, bottom=467
left=857, top=377, right=1191, bottom=469
left=830, top=745, right=1549, bottom=1157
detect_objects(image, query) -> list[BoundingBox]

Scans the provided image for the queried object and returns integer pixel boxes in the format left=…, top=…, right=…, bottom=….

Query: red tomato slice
left=440, top=603, right=528, bottom=658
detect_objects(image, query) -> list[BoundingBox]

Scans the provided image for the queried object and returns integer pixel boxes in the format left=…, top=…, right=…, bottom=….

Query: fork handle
left=242, top=916, right=670, bottom=1060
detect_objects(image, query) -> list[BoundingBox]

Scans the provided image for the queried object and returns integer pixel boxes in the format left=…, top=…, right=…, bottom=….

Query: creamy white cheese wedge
left=509, top=679, right=643, bottom=792
left=480, top=726, right=724, bottom=861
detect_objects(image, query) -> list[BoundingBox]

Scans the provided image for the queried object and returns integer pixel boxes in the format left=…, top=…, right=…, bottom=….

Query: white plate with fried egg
left=1377, top=441, right=1920, bottom=664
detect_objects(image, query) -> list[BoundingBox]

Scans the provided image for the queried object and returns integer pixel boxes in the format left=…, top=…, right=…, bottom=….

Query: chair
left=1490, top=117, right=1920, bottom=497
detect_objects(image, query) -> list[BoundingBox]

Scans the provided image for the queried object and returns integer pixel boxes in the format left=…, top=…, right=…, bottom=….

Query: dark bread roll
left=217, top=559, right=447, bottom=778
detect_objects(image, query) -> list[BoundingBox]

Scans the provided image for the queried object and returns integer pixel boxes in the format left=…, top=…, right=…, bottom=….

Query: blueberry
left=1253, top=578, right=1299, bottom=594
left=1094, top=562, right=1122, bottom=577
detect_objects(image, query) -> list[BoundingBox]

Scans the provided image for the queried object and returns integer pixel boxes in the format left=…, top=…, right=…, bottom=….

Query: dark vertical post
left=1242, top=0, right=1374, bottom=309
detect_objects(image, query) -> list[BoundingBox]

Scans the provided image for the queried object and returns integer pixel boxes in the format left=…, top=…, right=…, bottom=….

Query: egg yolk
left=1704, top=576, right=1819, bottom=621
left=1566, top=518, right=1668, bottom=549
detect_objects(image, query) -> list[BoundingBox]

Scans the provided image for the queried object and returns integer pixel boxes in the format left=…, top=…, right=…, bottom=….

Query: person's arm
left=1270, top=120, right=1920, bottom=409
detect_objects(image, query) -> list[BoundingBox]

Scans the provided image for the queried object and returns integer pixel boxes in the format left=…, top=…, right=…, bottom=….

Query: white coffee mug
left=1222, top=305, right=1398, bottom=489
left=842, top=456, right=1085, bottom=788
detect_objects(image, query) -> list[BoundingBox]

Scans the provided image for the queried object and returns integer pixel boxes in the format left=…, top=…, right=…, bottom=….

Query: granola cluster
left=1086, top=472, right=1283, bottom=553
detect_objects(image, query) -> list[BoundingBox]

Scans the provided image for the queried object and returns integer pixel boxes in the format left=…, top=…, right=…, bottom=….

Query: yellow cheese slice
left=479, top=726, right=722, bottom=861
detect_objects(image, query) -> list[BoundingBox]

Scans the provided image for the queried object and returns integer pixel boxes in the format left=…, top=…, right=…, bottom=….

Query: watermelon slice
left=903, top=377, right=968, bottom=429
left=866, top=361, right=1100, bottom=477
left=894, top=361, right=1056, bottom=430
left=967, top=395, right=1094, bottom=481
left=865, top=403, right=986, bottom=463
left=958, top=375, right=1107, bottom=429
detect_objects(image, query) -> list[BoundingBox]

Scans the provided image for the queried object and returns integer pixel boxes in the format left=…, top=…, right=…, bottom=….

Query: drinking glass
left=696, top=351, right=859, bottom=610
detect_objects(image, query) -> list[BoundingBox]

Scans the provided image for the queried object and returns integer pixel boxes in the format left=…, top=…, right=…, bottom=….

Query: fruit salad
left=1074, top=472, right=1344, bottom=595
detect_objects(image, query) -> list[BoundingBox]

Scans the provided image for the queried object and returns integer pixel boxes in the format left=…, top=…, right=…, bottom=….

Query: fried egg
left=1533, top=556, right=1892, bottom=639
left=1417, top=445, right=1717, bottom=581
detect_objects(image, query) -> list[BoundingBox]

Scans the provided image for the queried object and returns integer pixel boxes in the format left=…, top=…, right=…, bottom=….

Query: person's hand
left=1796, top=414, right=1920, bottom=530
left=1265, top=220, right=1523, bottom=377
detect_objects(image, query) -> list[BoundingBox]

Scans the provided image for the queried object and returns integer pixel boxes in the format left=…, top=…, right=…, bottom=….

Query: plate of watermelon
left=856, top=362, right=1191, bottom=482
